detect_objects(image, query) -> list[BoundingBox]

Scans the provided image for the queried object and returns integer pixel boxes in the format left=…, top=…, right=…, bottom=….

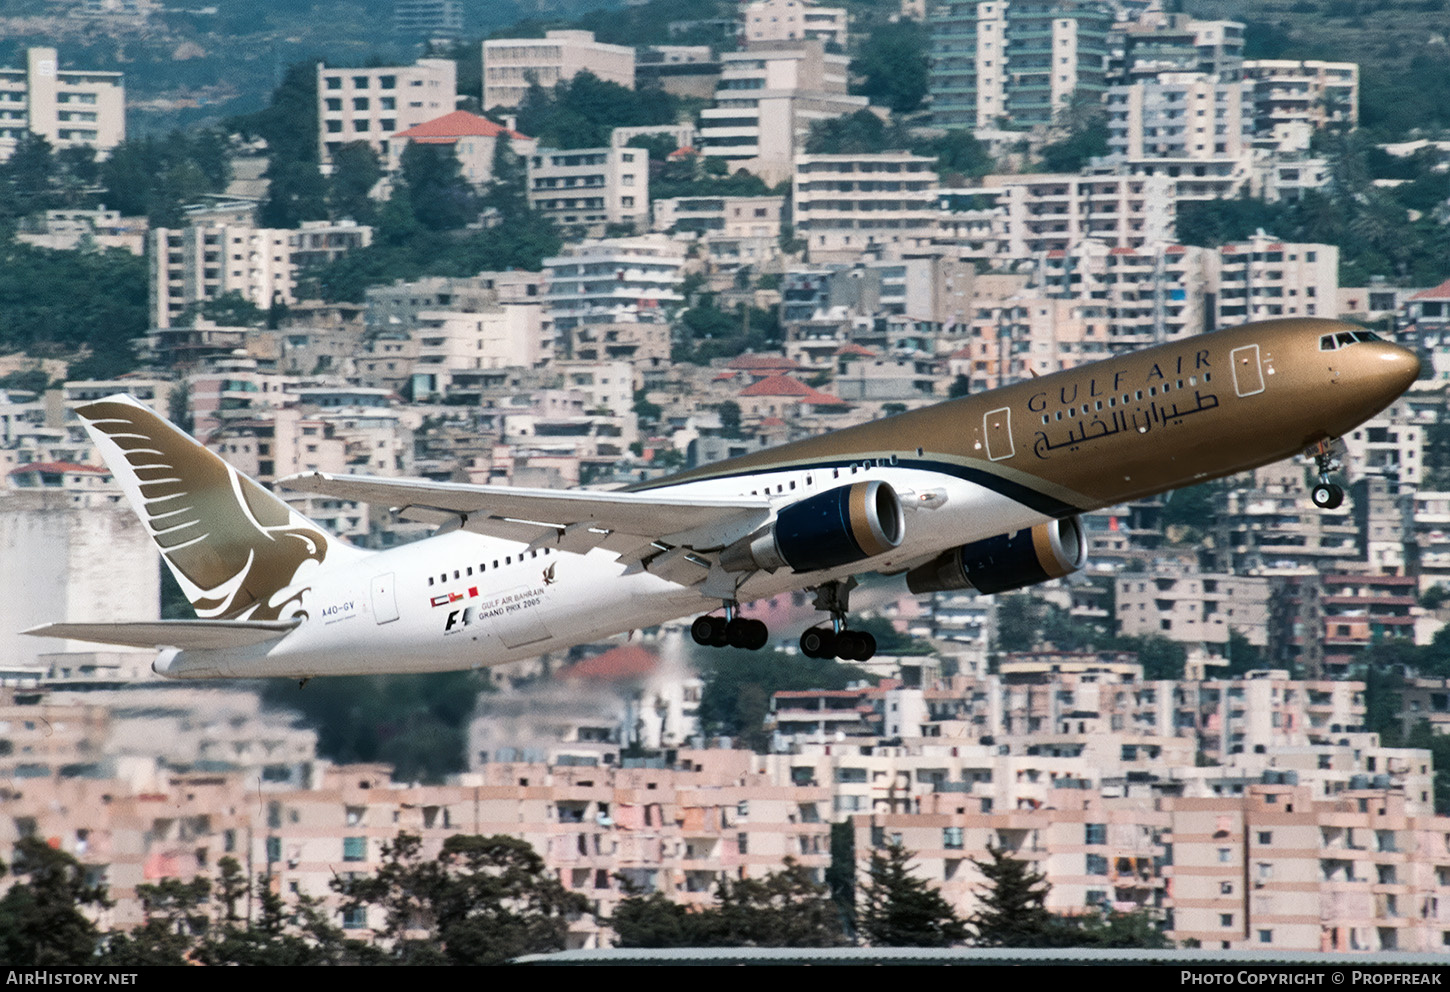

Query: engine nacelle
left=721, top=480, right=905, bottom=574
left=906, top=515, right=1086, bottom=595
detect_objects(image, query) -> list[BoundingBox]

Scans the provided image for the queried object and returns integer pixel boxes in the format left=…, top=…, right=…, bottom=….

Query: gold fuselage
left=640, top=318, right=1421, bottom=517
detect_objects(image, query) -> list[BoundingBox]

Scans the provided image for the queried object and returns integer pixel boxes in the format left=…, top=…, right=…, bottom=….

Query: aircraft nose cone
left=1373, top=343, right=1421, bottom=396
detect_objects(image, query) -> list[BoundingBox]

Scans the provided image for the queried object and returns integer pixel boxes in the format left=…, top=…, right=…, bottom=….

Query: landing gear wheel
left=707, top=616, right=729, bottom=647
left=855, top=631, right=877, bottom=662
left=1312, top=483, right=1344, bottom=509
left=800, top=627, right=835, bottom=659
left=745, top=619, right=769, bottom=651
left=691, top=616, right=716, bottom=645
left=835, top=631, right=862, bottom=661
left=726, top=618, right=753, bottom=649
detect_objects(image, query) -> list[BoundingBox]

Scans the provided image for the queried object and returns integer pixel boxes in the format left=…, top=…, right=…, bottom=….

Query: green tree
left=399, top=142, right=477, bottom=231
left=328, top=141, right=382, bottom=224
left=851, top=20, right=929, bottom=113
left=333, top=833, right=587, bottom=965
left=966, top=844, right=1054, bottom=947
left=948, top=374, right=972, bottom=399
left=858, top=841, right=969, bottom=947
left=806, top=110, right=909, bottom=156
left=695, top=649, right=874, bottom=751
left=0, top=836, right=109, bottom=965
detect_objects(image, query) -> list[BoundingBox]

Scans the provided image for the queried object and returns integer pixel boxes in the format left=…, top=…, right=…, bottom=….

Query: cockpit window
left=1320, top=330, right=1385, bottom=351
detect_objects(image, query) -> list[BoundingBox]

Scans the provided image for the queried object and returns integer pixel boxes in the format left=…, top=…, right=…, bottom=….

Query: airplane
left=24, top=317, right=1420, bottom=680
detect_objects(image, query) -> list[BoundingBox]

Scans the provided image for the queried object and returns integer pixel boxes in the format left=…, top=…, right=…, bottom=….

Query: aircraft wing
left=279, top=472, right=774, bottom=588
left=23, top=619, right=301, bottom=651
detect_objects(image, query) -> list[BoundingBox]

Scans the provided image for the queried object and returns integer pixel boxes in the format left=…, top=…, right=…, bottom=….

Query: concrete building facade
left=0, top=47, right=125, bottom=164
left=317, top=57, right=457, bottom=168
left=483, top=31, right=635, bottom=110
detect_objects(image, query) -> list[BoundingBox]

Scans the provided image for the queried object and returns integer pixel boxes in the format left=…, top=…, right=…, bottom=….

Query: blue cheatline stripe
left=640, top=456, right=1084, bottom=519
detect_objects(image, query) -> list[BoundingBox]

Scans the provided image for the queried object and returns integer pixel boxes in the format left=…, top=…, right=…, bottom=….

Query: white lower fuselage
left=155, top=464, right=1031, bottom=678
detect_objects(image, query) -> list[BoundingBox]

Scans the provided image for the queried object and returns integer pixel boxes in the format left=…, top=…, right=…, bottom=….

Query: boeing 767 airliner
left=24, top=317, right=1420, bottom=679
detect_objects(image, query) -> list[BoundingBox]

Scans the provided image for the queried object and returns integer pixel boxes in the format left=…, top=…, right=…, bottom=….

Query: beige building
left=1105, top=74, right=1255, bottom=202
left=483, top=30, right=635, bottom=110
left=0, top=47, right=125, bottom=163
left=1241, top=59, right=1359, bottom=147
left=1116, top=569, right=1271, bottom=650
left=527, top=146, right=649, bottom=234
left=697, top=41, right=868, bottom=184
left=742, top=0, right=848, bottom=47
left=317, top=57, right=457, bottom=168
left=387, top=110, right=536, bottom=185
left=979, top=173, right=1177, bottom=257
left=411, top=302, right=549, bottom=397
left=1215, top=234, right=1337, bottom=325
left=793, top=152, right=939, bottom=262
left=149, top=220, right=372, bottom=329
left=653, top=195, right=784, bottom=238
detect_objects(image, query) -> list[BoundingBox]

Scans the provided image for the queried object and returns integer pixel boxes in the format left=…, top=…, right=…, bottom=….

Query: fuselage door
left=984, top=406, right=1015, bottom=461
left=1231, top=344, right=1265, bottom=398
left=371, top=573, right=400, bottom=625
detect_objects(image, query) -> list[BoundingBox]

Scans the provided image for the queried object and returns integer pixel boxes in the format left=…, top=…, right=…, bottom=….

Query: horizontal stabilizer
left=22, top=619, right=301, bottom=651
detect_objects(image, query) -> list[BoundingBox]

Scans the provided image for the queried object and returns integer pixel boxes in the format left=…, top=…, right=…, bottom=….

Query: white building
left=0, top=47, right=124, bottom=163
left=1104, top=74, right=1255, bottom=202
left=411, top=303, right=549, bottom=397
left=1241, top=60, right=1359, bottom=147
left=544, top=236, right=684, bottom=343
left=979, top=172, right=1177, bottom=256
left=742, top=0, right=848, bottom=47
left=317, top=57, right=457, bottom=169
left=697, top=41, right=867, bottom=184
left=149, top=220, right=373, bottom=329
left=483, top=30, right=635, bottom=110
left=1214, top=235, right=1337, bottom=325
left=527, top=146, right=649, bottom=234
left=793, top=152, right=939, bottom=262
left=387, top=110, right=536, bottom=185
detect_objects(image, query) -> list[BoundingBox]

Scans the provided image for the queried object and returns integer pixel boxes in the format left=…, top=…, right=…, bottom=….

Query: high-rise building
left=793, top=152, right=940, bottom=262
left=929, top=0, right=1113, bottom=130
left=0, top=47, right=125, bottom=163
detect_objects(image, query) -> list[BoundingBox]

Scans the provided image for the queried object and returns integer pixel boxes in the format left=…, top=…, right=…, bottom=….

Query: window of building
left=343, top=836, right=367, bottom=861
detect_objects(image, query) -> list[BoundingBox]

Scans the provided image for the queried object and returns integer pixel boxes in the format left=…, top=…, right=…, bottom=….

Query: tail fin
left=77, top=395, right=363, bottom=622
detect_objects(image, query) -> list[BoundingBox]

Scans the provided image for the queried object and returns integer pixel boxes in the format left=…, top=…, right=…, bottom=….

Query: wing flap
left=23, top=619, right=301, bottom=651
left=281, top=472, right=773, bottom=551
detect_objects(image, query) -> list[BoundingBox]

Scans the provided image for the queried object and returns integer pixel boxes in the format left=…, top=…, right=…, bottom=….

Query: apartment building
left=1401, top=279, right=1450, bottom=381
left=149, top=220, right=373, bottom=329
left=697, top=41, right=867, bottom=184
left=1118, top=13, right=1244, bottom=83
left=316, top=57, right=457, bottom=168
left=1035, top=240, right=1215, bottom=350
left=1241, top=59, right=1359, bottom=147
left=483, top=30, right=635, bottom=110
left=1116, top=569, right=1271, bottom=650
left=0, top=47, right=124, bottom=163
left=204, top=407, right=348, bottom=486
left=929, top=0, right=1114, bottom=129
left=543, top=236, right=684, bottom=343
left=653, top=195, right=785, bottom=238
left=793, top=152, right=940, bottom=262
left=743, top=0, right=849, bottom=47
left=1342, top=404, right=1425, bottom=488
left=1215, top=235, right=1338, bottom=325
left=394, top=0, right=463, bottom=39
left=978, top=172, right=1177, bottom=256
left=527, top=146, right=649, bottom=234
left=1104, top=73, right=1255, bottom=202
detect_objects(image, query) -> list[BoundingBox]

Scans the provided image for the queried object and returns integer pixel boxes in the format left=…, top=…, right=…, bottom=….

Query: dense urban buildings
left=6, top=0, right=1450, bottom=961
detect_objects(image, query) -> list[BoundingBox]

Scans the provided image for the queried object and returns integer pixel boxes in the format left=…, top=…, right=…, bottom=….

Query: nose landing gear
left=1309, top=440, right=1345, bottom=509
left=799, top=578, right=877, bottom=661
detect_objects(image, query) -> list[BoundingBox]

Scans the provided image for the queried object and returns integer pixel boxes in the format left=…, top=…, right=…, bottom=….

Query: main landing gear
left=691, top=601, right=770, bottom=651
left=799, top=579, right=877, bottom=662
left=1309, top=440, right=1345, bottom=510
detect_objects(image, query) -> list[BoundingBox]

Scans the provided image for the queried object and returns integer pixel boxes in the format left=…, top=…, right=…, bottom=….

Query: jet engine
left=905, top=515, right=1086, bottom=595
left=721, top=480, right=905, bottom=573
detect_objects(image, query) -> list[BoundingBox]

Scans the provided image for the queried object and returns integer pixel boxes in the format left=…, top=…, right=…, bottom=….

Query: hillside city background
left=6, top=0, right=1450, bottom=961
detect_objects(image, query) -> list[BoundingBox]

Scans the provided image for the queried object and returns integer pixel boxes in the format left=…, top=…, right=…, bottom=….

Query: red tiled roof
left=1046, top=249, right=1066, bottom=259
left=1410, top=279, right=1450, bottom=301
left=739, top=374, right=848, bottom=406
left=562, top=643, right=658, bottom=682
left=9, top=461, right=107, bottom=475
left=669, top=146, right=698, bottom=158
left=393, top=110, right=531, bottom=143
left=1165, top=245, right=1187, bottom=254
left=1110, top=246, right=1136, bottom=255
left=835, top=343, right=876, bottom=357
left=759, top=416, right=786, bottom=427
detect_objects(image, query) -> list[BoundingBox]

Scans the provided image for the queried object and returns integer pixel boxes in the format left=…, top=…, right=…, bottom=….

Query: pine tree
left=967, top=845, right=1055, bottom=947
left=857, top=841, right=968, bottom=947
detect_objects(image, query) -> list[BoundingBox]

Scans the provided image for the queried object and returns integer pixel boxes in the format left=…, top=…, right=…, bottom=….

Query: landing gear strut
left=1309, top=440, right=1345, bottom=509
left=691, top=600, right=769, bottom=651
left=799, top=578, right=877, bottom=662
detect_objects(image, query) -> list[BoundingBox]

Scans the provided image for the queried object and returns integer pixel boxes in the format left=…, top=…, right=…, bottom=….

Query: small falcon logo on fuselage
left=543, top=562, right=557, bottom=585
